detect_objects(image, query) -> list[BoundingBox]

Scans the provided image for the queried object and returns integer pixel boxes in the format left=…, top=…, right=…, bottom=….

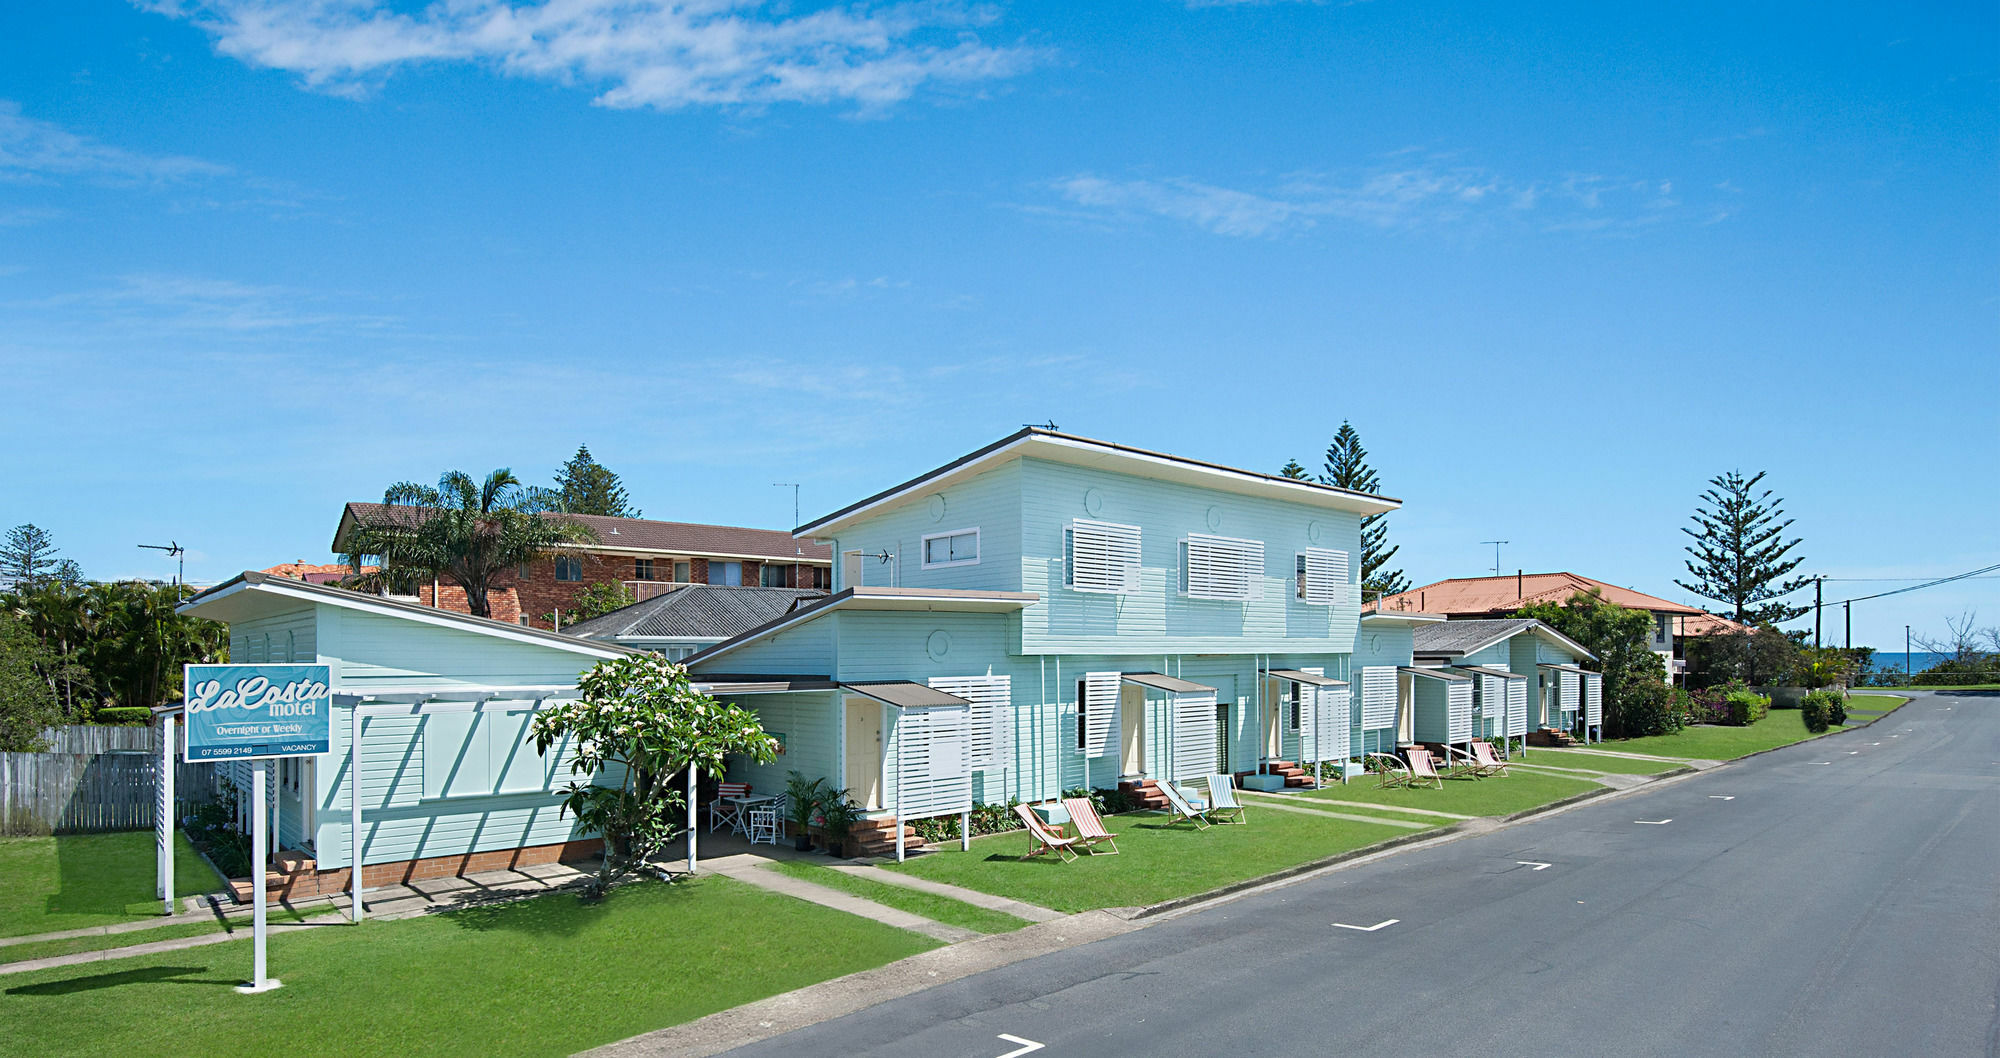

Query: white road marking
left=1334, top=919, right=1400, bottom=932
left=1814, top=762, right=1831, bottom=765
left=1849, top=751, right=1860, bottom=755
left=1708, top=795, right=1734, bottom=800
left=1517, top=861, right=1552, bottom=870
left=1635, top=819, right=1673, bottom=825
left=996, top=1034, right=1045, bottom=1057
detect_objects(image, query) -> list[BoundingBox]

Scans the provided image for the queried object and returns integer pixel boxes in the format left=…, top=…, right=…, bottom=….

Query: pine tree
left=1676, top=470, right=1810, bottom=625
left=1319, top=422, right=1408, bottom=598
left=1, top=525, right=63, bottom=588
left=1278, top=459, right=1309, bottom=480
left=549, top=445, right=639, bottom=518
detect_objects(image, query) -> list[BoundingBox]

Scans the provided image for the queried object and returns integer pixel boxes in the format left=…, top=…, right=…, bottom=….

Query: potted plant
left=815, top=790, right=859, bottom=858
left=784, top=771, right=828, bottom=852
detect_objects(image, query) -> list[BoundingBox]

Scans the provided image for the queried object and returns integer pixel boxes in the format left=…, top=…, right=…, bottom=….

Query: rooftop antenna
left=1481, top=540, right=1509, bottom=577
left=1024, top=420, right=1058, bottom=431
left=139, top=541, right=185, bottom=590
left=772, top=483, right=801, bottom=529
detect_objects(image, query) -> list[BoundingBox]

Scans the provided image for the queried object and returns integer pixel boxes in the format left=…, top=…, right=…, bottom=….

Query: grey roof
left=1122, top=672, right=1217, bottom=694
left=562, top=585, right=826, bottom=641
left=1411, top=618, right=1595, bottom=662
left=841, top=681, right=973, bottom=709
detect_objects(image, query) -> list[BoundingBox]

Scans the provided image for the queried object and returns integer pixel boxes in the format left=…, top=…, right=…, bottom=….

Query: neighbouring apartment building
left=329, top=505, right=832, bottom=629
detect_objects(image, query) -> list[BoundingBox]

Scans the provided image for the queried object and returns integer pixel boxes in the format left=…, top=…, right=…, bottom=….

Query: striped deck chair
left=1469, top=740, right=1512, bottom=777
left=708, top=782, right=750, bottom=833
left=1405, top=748, right=1445, bottom=790
left=1013, top=803, right=1079, bottom=863
left=1366, top=752, right=1413, bottom=789
left=1157, top=781, right=1213, bottom=829
left=1203, top=774, right=1247, bottom=824
left=1060, top=797, right=1120, bottom=855
left=1443, top=744, right=1483, bottom=779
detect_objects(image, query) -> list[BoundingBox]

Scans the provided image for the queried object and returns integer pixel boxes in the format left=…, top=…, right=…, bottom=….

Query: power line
left=1822, top=575, right=2000, bottom=583
left=1825, top=563, right=2000, bottom=607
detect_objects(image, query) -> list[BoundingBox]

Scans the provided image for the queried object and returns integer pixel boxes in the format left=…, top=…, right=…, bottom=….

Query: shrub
left=910, top=797, right=1027, bottom=845
left=1801, top=689, right=1844, bottom=732
left=95, top=706, right=152, bottom=725
left=1616, top=678, right=1684, bottom=738
left=1686, top=687, right=1730, bottom=725
left=1724, top=688, right=1769, bottom=726
left=1826, top=693, right=1847, bottom=727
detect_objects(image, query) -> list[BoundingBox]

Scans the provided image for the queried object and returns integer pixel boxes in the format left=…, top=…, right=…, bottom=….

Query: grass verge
left=1845, top=693, right=1908, bottom=715
left=0, top=831, right=219, bottom=939
left=1596, top=709, right=1843, bottom=759
left=1301, top=770, right=1601, bottom=816
left=764, top=860, right=1030, bottom=934
left=0, top=876, right=937, bottom=1058
left=1508, top=751, right=1688, bottom=775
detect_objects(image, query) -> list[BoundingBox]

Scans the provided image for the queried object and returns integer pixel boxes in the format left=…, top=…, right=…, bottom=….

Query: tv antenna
left=139, top=541, right=186, bottom=589
left=772, top=483, right=801, bottom=529
left=1480, top=540, right=1509, bottom=577
left=1024, top=420, right=1058, bottom=431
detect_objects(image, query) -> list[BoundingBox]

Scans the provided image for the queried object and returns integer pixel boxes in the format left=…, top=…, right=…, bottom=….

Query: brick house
left=330, top=504, right=832, bottom=629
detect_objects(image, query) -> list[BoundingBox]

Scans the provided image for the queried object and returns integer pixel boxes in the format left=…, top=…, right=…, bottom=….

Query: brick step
left=844, top=820, right=927, bottom=857
left=1118, top=780, right=1169, bottom=810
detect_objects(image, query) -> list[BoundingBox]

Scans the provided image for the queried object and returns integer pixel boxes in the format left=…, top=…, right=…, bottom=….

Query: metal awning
left=694, top=675, right=841, bottom=695
left=1399, top=665, right=1471, bottom=682
left=840, top=680, right=973, bottom=709
left=1263, top=668, right=1349, bottom=688
left=1537, top=663, right=1589, bottom=673
left=1121, top=672, right=1216, bottom=694
left=1457, top=665, right=1527, bottom=680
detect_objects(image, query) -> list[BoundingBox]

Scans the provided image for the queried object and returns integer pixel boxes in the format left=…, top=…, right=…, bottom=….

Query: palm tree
left=340, top=469, right=598, bottom=620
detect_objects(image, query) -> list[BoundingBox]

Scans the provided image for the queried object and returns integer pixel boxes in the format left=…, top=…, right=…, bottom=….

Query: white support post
left=686, top=764, right=697, bottom=875
left=960, top=809, right=970, bottom=852
left=268, top=760, right=279, bottom=865
left=236, top=760, right=280, bottom=993
left=158, top=713, right=175, bottom=914
left=895, top=807, right=905, bottom=863
left=349, top=706, right=364, bottom=925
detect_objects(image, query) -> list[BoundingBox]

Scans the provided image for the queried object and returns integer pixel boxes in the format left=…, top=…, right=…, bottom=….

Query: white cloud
left=15, top=273, right=399, bottom=334
left=0, top=100, right=229, bottom=184
left=140, top=1, right=1045, bottom=112
left=1050, top=157, right=1717, bottom=238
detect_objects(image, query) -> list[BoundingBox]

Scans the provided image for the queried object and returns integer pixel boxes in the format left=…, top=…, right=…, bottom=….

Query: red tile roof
left=261, top=561, right=375, bottom=584
left=1369, top=572, right=1704, bottom=617
left=333, top=504, right=831, bottom=564
left=1679, top=612, right=1752, bottom=636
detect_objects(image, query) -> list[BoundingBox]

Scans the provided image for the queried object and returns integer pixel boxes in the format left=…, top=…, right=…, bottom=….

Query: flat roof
left=1264, top=668, right=1349, bottom=688
left=1121, top=672, right=1216, bottom=694
left=840, top=681, right=974, bottom=709
left=682, top=586, right=1039, bottom=668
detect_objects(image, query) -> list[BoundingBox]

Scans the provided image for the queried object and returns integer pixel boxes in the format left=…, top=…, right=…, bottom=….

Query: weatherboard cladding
left=828, top=461, right=1024, bottom=593
left=560, top=585, right=825, bottom=640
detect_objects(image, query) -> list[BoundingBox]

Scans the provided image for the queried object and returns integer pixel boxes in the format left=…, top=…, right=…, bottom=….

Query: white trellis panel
left=1584, top=672, right=1603, bottom=725
left=1303, top=686, right=1349, bottom=764
left=1506, top=677, right=1528, bottom=736
left=1183, top=533, right=1265, bottom=601
left=1447, top=680, right=1474, bottom=744
left=1561, top=671, right=1581, bottom=716
left=1295, top=548, right=1349, bottom=605
left=1360, top=666, right=1398, bottom=730
left=1068, top=519, right=1143, bottom=594
left=1172, top=691, right=1219, bottom=780
left=928, top=675, right=1012, bottom=772
left=894, top=704, right=973, bottom=820
left=1480, top=674, right=1508, bottom=736
left=1080, top=671, right=1121, bottom=759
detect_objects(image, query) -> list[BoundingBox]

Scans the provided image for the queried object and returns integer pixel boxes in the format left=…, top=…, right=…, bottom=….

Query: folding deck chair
left=1157, top=781, right=1213, bottom=829
left=708, top=782, right=750, bottom=833
left=1366, top=752, right=1413, bottom=789
left=1060, top=797, right=1120, bottom=855
left=1203, top=774, right=1247, bottom=824
left=1443, top=744, right=1484, bottom=779
left=1404, top=748, right=1446, bottom=790
left=1013, top=803, right=1080, bottom=862
left=1468, top=740, right=1512, bottom=777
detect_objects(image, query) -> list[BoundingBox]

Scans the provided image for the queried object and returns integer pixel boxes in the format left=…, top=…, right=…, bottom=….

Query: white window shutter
left=1296, top=548, right=1347, bottom=605
left=1481, top=674, right=1507, bottom=735
left=1447, top=680, right=1474, bottom=744
left=1560, top=671, right=1581, bottom=714
left=1068, top=519, right=1142, bottom=595
left=1361, top=666, right=1397, bottom=729
left=1584, top=673, right=1603, bottom=725
left=1081, top=671, right=1121, bottom=758
left=1172, top=691, right=1218, bottom=780
left=928, top=675, right=1011, bottom=772
left=1183, top=533, right=1264, bottom=601
left=1506, top=677, right=1528, bottom=735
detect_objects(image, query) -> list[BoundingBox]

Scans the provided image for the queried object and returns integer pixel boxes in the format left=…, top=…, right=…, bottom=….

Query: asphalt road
left=722, top=691, right=2000, bottom=1058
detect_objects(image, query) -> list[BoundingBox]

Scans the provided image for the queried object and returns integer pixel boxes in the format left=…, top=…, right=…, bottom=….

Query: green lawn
left=764, top=860, right=1030, bottom=934
left=884, top=807, right=1421, bottom=913
left=1, top=876, right=937, bottom=1058
left=1299, top=770, right=1602, bottom=816
left=1509, top=751, right=1688, bottom=775
left=0, top=831, right=220, bottom=939
left=1845, top=693, right=1908, bottom=715
left=1596, top=709, right=1842, bottom=759
left=0, top=905, right=315, bottom=966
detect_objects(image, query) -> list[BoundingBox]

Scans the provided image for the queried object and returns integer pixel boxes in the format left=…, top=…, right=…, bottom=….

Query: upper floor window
left=922, top=528, right=980, bottom=569
left=710, top=561, right=742, bottom=587
left=554, top=555, right=584, bottom=582
left=760, top=563, right=790, bottom=587
left=1295, top=548, right=1351, bottom=605
left=812, top=566, right=830, bottom=590
left=1064, top=519, right=1142, bottom=595
left=1180, top=532, right=1264, bottom=601
left=673, top=560, right=691, bottom=583
left=1655, top=614, right=1670, bottom=643
left=633, top=558, right=656, bottom=581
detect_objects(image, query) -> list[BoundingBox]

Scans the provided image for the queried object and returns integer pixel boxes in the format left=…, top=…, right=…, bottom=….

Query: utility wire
left=1822, top=575, right=2000, bottom=582
left=1825, top=563, right=2000, bottom=606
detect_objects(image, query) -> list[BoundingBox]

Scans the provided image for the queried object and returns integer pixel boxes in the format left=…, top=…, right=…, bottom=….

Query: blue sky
left=1, top=0, right=1993, bottom=650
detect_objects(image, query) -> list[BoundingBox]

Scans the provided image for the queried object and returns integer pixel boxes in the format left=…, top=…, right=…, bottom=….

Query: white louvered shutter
left=1507, top=677, right=1528, bottom=735
left=1361, top=666, right=1397, bottom=730
left=1080, top=672, right=1121, bottom=759
left=894, top=705, right=973, bottom=819
left=1296, top=548, right=1349, bottom=605
left=1172, top=691, right=1218, bottom=780
left=1561, top=671, right=1581, bottom=715
left=1481, top=674, right=1507, bottom=736
left=1183, top=533, right=1264, bottom=601
left=1447, top=680, right=1474, bottom=744
left=928, top=675, right=1012, bottom=772
left=1068, top=520, right=1142, bottom=594
left=1584, top=673, right=1603, bottom=725
left=1306, top=686, right=1349, bottom=763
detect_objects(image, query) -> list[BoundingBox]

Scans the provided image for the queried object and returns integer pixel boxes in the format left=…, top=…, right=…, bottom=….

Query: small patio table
left=723, top=793, right=779, bottom=837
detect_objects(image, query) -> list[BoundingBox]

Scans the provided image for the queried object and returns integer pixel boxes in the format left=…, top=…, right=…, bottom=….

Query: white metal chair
left=745, top=803, right=781, bottom=845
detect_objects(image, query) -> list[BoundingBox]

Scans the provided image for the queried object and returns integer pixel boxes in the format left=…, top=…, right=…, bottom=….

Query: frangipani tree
left=532, top=654, right=777, bottom=898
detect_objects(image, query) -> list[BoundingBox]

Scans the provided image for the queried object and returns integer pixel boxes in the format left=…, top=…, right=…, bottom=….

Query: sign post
left=184, top=663, right=332, bottom=995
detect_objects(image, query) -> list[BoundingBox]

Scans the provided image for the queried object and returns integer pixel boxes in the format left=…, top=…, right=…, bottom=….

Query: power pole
left=1844, top=602, right=1850, bottom=651
left=772, top=483, right=801, bottom=529
left=1481, top=541, right=1509, bottom=577
left=1814, top=576, right=1823, bottom=649
left=1905, top=625, right=1911, bottom=681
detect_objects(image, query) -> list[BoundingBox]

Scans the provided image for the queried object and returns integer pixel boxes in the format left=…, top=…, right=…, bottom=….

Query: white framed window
left=1295, top=548, right=1350, bottom=605
left=921, top=528, right=981, bottom=569
left=1180, top=532, right=1264, bottom=601
left=554, top=555, right=584, bottom=582
left=1064, top=519, right=1142, bottom=595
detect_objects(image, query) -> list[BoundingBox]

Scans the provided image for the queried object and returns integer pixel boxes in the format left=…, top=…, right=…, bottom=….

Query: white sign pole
left=158, top=713, right=176, bottom=915
left=686, top=764, right=697, bottom=875
left=237, top=759, right=281, bottom=993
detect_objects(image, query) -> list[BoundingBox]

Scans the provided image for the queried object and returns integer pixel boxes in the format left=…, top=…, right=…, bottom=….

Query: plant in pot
left=783, top=771, right=828, bottom=852
left=815, top=789, right=860, bottom=858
